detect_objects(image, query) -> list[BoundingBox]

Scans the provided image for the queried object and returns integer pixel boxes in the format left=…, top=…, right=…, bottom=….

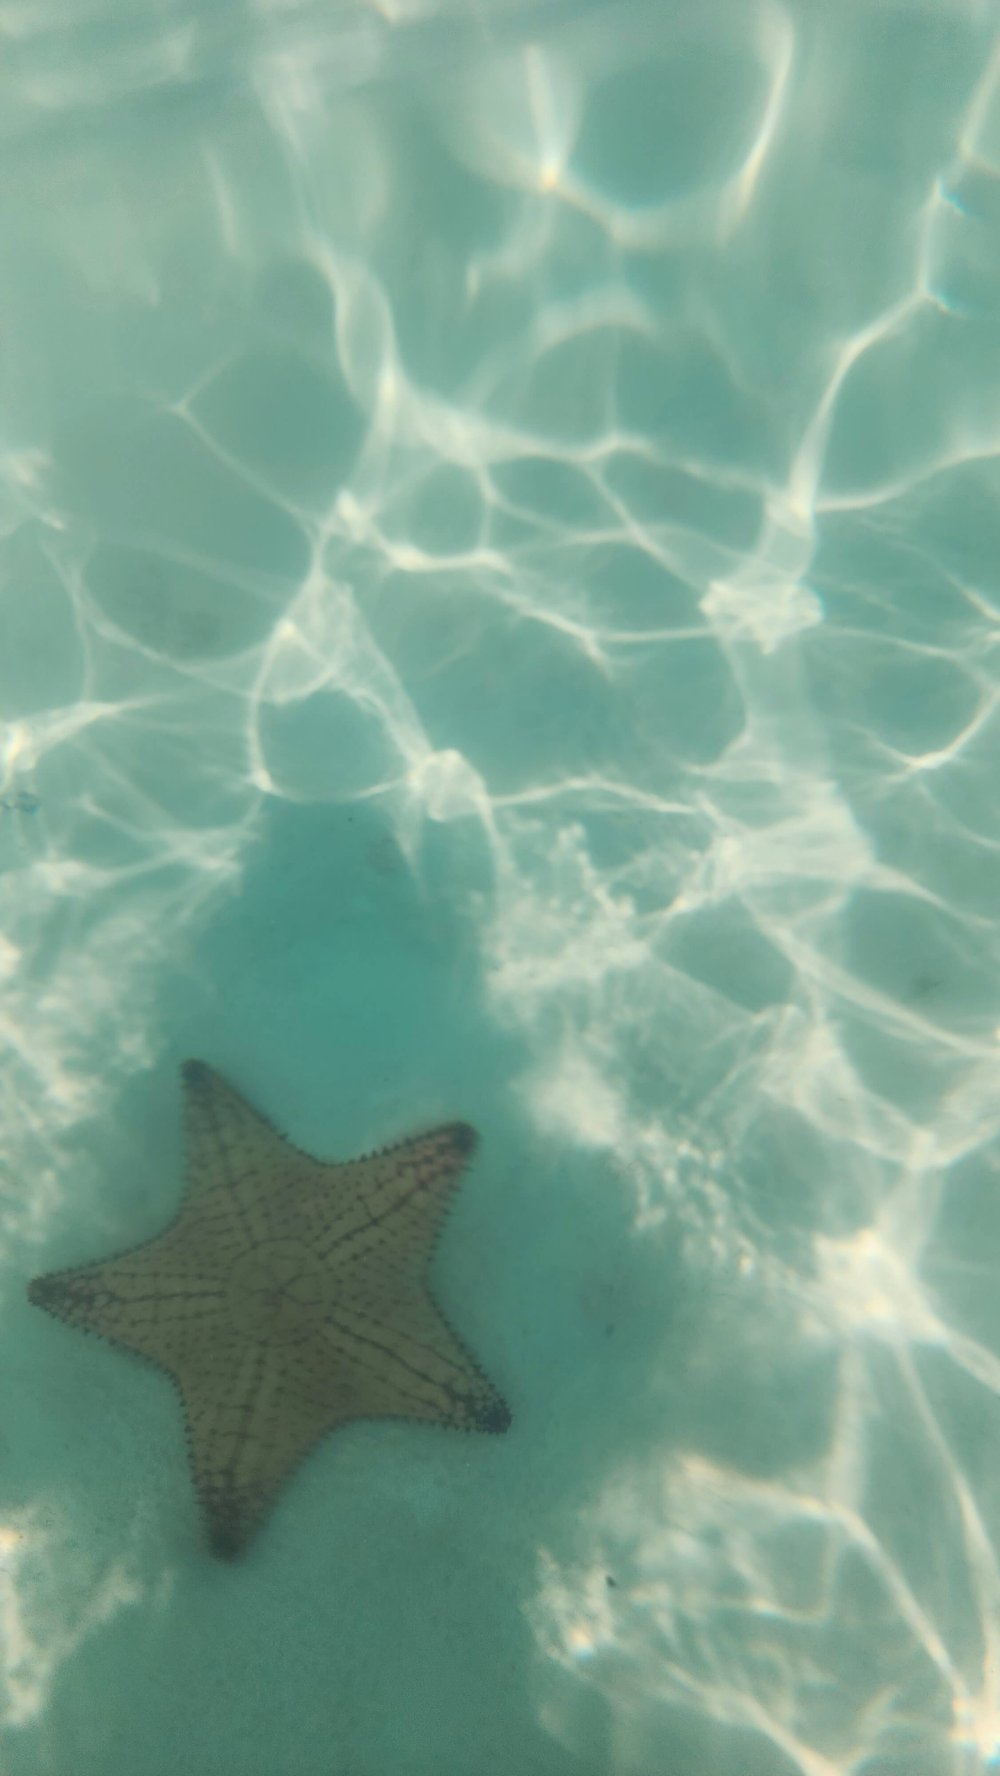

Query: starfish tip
left=478, top=1395, right=512, bottom=1434
left=27, top=1273, right=57, bottom=1310
left=450, top=1121, right=478, bottom=1156
left=203, top=1491, right=254, bottom=1560
left=208, top=1522, right=246, bottom=1562
left=181, top=1058, right=212, bottom=1090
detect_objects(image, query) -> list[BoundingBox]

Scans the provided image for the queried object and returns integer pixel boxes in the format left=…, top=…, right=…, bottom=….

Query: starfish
left=28, top=1060, right=510, bottom=1558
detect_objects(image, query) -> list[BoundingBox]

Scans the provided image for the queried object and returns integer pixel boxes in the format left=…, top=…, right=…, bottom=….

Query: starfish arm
left=176, top=1338, right=364, bottom=1558
left=306, top=1123, right=479, bottom=1276
left=181, top=1060, right=303, bottom=1209
left=326, top=1279, right=510, bottom=1435
left=28, top=1229, right=229, bottom=1375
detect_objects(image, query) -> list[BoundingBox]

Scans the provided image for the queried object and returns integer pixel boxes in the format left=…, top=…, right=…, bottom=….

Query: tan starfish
left=28, top=1060, right=510, bottom=1558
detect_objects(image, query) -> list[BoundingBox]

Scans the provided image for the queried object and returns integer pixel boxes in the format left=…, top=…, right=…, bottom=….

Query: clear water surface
left=2, top=2, right=1000, bottom=1773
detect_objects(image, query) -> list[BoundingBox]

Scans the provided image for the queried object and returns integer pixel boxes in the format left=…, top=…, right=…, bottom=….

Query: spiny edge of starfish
left=182, top=1059, right=479, bottom=1169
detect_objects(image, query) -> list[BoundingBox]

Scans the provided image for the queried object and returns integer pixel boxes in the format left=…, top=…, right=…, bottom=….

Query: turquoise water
left=3, top=0, right=1000, bottom=1771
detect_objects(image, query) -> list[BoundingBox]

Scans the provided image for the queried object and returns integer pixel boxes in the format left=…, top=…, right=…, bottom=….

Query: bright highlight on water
left=3, top=2, right=999, bottom=1774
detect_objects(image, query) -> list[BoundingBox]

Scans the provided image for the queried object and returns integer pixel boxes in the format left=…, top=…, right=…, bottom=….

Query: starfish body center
left=227, top=1238, right=327, bottom=1345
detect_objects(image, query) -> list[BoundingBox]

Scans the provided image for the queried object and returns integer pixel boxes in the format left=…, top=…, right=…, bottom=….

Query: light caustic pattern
left=1, top=0, right=1000, bottom=1770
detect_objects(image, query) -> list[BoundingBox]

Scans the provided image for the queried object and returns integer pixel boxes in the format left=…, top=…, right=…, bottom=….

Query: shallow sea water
left=3, top=1, right=1000, bottom=1772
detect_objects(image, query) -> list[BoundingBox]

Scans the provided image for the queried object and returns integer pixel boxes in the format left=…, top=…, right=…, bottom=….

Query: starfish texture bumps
left=28, top=1060, right=510, bottom=1558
